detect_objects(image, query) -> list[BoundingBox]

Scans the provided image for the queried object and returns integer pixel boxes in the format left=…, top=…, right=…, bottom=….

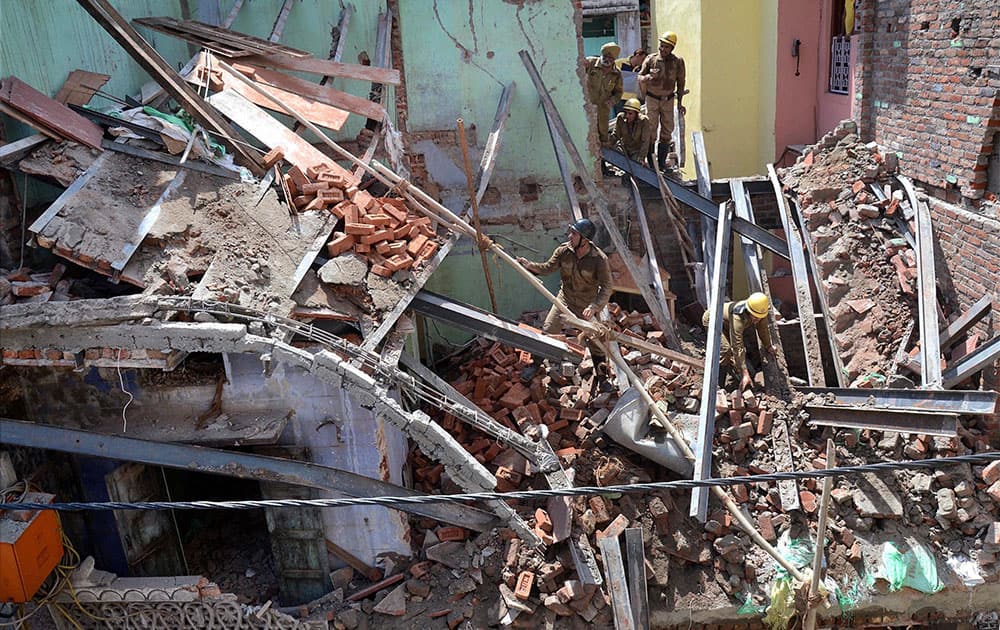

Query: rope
left=4, top=451, right=995, bottom=512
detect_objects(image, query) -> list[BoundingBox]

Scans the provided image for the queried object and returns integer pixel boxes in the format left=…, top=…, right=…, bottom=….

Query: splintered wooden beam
left=76, top=0, right=264, bottom=175
left=690, top=202, right=733, bottom=523
left=239, top=53, right=400, bottom=86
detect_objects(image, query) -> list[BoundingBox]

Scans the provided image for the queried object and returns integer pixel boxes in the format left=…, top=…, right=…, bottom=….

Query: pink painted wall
left=774, top=0, right=855, bottom=164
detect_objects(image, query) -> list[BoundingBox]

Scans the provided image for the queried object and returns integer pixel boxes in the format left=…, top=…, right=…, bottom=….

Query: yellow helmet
left=623, top=98, right=642, bottom=113
left=746, top=292, right=770, bottom=318
left=659, top=31, right=678, bottom=47
left=600, top=42, right=621, bottom=58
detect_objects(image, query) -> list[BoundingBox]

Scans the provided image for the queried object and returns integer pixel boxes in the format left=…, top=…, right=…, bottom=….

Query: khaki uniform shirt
left=525, top=243, right=612, bottom=314
left=585, top=57, right=623, bottom=106
left=610, top=112, right=652, bottom=161
left=637, top=52, right=685, bottom=100
left=713, top=300, right=773, bottom=370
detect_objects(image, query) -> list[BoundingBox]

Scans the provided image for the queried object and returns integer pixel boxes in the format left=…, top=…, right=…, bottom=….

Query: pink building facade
left=774, top=0, right=857, bottom=164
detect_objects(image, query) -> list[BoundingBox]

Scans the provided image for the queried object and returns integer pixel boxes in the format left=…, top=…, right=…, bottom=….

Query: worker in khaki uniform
left=584, top=42, right=624, bottom=147
left=702, top=292, right=778, bottom=391
left=517, top=218, right=613, bottom=381
left=610, top=98, right=652, bottom=166
left=637, top=31, right=686, bottom=171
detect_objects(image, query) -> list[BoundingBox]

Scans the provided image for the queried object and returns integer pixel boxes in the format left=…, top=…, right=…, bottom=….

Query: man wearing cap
left=702, top=292, right=779, bottom=391
left=517, top=218, right=613, bottom=380
left=584, top=42, right=624, bottom=147
left=637, top=31, right=686, bottom=170
left=610, top=98, right=652, bottom=166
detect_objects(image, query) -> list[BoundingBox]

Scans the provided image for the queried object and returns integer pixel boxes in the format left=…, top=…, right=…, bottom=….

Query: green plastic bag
left=871, top=542, right=943, bottom=593
left=737, top=592, right=766, bottom=616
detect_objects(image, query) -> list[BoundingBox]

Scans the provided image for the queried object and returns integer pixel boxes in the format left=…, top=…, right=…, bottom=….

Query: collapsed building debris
left=2, top=1, right=999, bottom=629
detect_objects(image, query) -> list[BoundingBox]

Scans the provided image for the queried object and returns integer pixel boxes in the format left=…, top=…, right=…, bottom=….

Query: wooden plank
left=0, top=76, right=104, bottom=149
left=0, top=103, right=62, bottom=141
left=189, top=54, right=349, bottom=131
left=349, top=7, right=388, bottom=177
left=790, top=197, right=846, bottom=387
left=267, top=0, right=296, bottom=42
left=54, top=69, right=111, bottom=106
left=0, top=133, right=48, bottom=164
left=690, top=202, right=733, bottom=522
left=624, top=528, right=649, bottom=630
left=598, top=535, right=636, bottom=630
left=134, top=17, right=311, bottom=58
left=474, top=82, right=515, bottom=205
left=207, top=89, right=359, bottom=187
left=235, top=62, right=386, bottom=122
left=239, top=53, right=401, bottom=86
left=75, top=0, right=265, bottom=175
left=767, top=164, right=826, bottom=386
left=629, top=178, right=681, bottom=349
left=803, top=440, right=835, bottom=630
left=899, top=175, right=942, bottom=388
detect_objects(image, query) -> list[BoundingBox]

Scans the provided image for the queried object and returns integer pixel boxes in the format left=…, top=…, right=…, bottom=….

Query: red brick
left=345, top=222, right=375, bottom=235
left=326, top=232, right=354, bottom=257
left=534, top=508, right=553, bottom=534
left=436, top=527, right=467, bottom=542
left=758, top=514, right=776, bottom=542
left=514, top=571, right=535, bottom=600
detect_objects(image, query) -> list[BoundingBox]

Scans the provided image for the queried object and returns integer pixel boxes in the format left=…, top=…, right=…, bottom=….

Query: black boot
left=656, top=144, right=668, bottom=171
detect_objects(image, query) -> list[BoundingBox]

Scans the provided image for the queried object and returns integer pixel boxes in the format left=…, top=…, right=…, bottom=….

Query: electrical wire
left=116, top=348, right=133, bottom=432
left=2, top=451, right=996, bottom=513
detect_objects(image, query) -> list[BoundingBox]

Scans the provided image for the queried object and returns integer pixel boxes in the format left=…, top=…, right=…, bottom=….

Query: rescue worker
left=517, top=218, right=613, bottom=381
left=702, top=292, right=778, bottom=391
left=584, top=42, right=624, bottom=147
left=615, top=48, right=648, bottom=113
left=637, top=31, right=686, bottom=171
left=610, top=98, right=652, bottom=166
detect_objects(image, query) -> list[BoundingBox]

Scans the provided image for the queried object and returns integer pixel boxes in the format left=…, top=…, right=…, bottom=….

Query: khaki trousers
left=646, top=95, right=675, bottom=145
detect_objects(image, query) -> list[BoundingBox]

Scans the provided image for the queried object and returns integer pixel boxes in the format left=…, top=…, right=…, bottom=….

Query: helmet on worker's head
left=623, top=98, right=642, bottom=113
left=746, top=292, right=770, bottom=318
left=600, top=42, right=621, bottom=58
left=658, top=31, right=678, bottom=47
left=568, top=218, right=597, bottom=241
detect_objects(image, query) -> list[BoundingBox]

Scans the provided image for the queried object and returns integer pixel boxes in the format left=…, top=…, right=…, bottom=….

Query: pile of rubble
left=780, top=121, right=920, bottom=386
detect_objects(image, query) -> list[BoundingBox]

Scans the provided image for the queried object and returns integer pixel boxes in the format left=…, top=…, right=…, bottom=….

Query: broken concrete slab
left=853, top=472, right=905, bottom=519
left=318, top=254, right=369, bottom=286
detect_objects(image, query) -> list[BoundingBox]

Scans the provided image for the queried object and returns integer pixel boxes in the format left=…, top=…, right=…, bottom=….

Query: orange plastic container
left=0, top=493, right=63, bottom=603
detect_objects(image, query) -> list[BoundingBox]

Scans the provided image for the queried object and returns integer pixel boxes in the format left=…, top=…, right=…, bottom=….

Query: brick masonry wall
left=853, top=0, right=1000, bottom=203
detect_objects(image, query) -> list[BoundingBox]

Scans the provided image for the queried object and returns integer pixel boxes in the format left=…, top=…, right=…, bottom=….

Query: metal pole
left=804, top=439, right=836, bottom=630
left=457, top=118, right=498, bottom=313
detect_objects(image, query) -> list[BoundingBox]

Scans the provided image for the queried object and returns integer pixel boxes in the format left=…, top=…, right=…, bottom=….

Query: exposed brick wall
left=928, top=197, right=999, bottom=394
left=853, top=0, right=1000, bottom=204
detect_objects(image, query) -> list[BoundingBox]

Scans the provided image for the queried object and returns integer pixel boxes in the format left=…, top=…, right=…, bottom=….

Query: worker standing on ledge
left=637, top=31, right=686, bottom=171
left=517, top=218, right=613, bottom=382
left=584, top=42, right=624, bottom=147
left=703, top=292, right=779, bottom=391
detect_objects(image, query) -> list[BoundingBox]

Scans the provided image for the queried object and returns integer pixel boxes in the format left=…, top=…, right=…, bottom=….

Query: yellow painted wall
left=653, top=0, right=777, bottom=179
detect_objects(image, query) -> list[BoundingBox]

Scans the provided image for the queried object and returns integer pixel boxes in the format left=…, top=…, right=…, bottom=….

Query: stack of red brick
left=277, top=161, right=443, bottom=278
left=0, top=263, right=71, bottom=306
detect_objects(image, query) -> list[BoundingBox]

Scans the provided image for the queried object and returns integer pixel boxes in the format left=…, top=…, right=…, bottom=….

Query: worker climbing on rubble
left=610, top=98, right=653, bottom=166
left=584, top=42, right=624, bottom=148
left=517, top=218, right=613, bottom=382
left=702, top=292, right=779, bottom=391
left=637, top=31, right=686, bottom=171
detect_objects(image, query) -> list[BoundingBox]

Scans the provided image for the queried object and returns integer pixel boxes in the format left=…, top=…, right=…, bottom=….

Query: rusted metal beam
left=942, top=336, right=1000, bottom=389
left=898, top=176, right=942, bottom=388
left=598, top=534, right=636, bottom=630
left=797, top=386, right=997, bottom=415
left=805, top=405, right=958, bottom=437
left=0, top=419, right=498, bottom=531
left=768, top=164, right=826, bottom=386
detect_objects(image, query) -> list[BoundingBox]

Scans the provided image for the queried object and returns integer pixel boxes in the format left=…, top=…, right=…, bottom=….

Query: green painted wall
left=396, top=0, right=590, bottom=184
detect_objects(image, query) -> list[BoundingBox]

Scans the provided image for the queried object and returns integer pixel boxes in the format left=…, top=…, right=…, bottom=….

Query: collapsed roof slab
left=0, top=419, right=495, bottom=531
